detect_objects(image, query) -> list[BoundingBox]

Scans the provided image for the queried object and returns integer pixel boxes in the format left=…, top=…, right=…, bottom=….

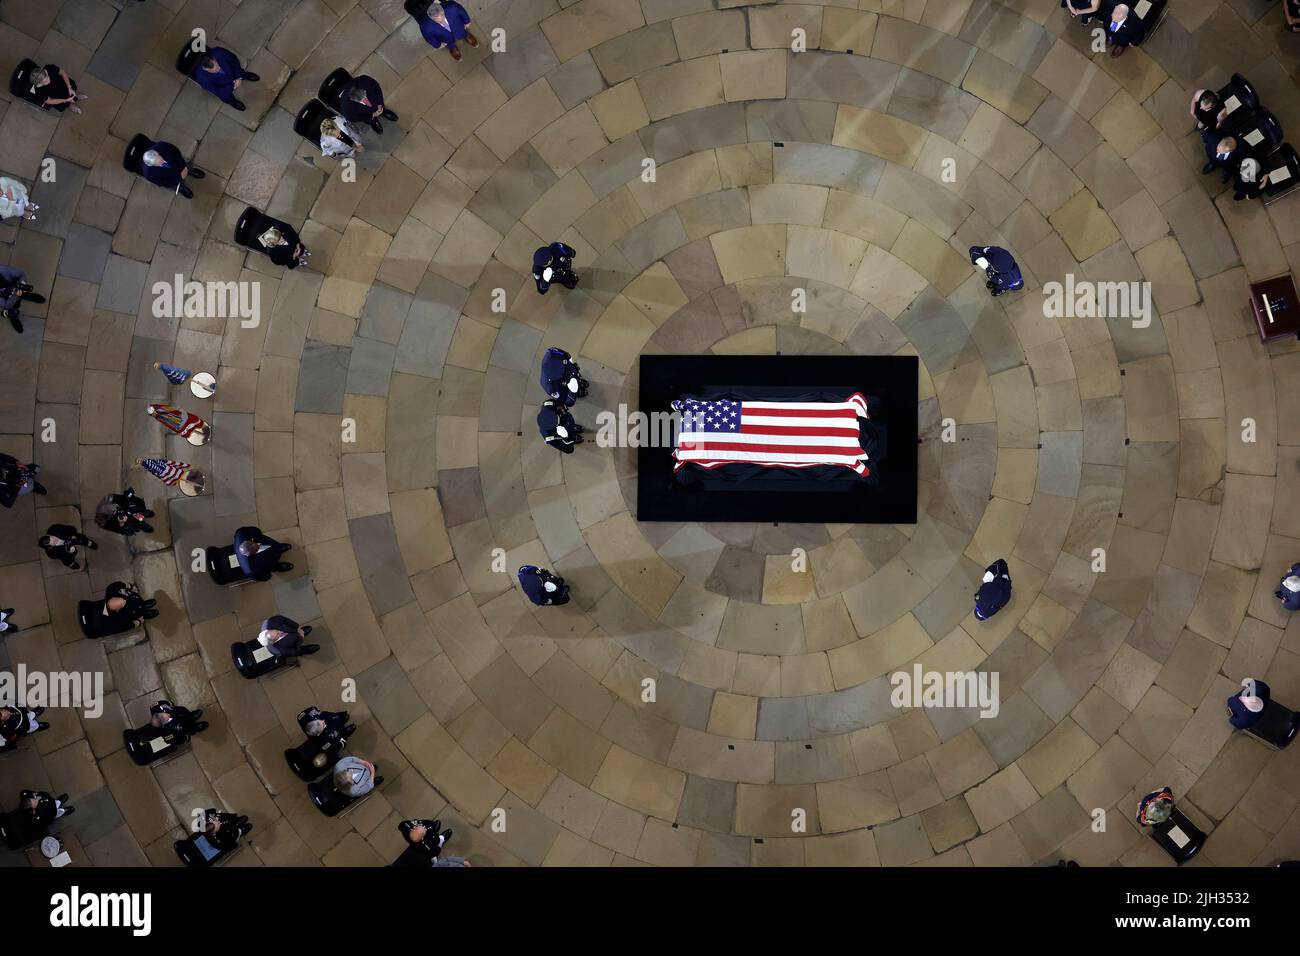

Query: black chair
left=1149, top=808, right=1207, bottom=864
left=1245, top=698, right=1300, bottom=749
left=404, top=0, right=430, bottom=18
left=123, top=725, right=189, bottom=766
left=122, top=133, right=151, bottom=175
left=231, top=639, right=295, bottom=679
left=0, top=810, right=44, bottom=850
left=1215, top=73, right=1260, bottom=127
left=318, top=67, right=352, bottom=113
left=293, top=98, right=337, bottom=143
left=284, top=734, right=348, bottom=782
left=176, top=40, right=202, bottom=78
left=206, top=543, right=252, bottom=586
left=1262, top=144, right=1300, bottom=205
left=10, top=58, right=47, bottom=110
left=307, top=779, right=356, bottom=817
left=78, top=599, right=138, bottom=639
left=174, top=832, right=242, bottom=867
left=1226, top=108, right=1283, bottom=159
left=1129, top=0, right=1168, bottom=43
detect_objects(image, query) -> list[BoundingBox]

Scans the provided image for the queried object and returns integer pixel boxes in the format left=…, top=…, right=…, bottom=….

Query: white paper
left=1224, top=95, right=1241, bottom=114
left=1245, top=129, right=1264, bottom=147
left=149, top=736, right=170, bottom=753
left=50, top=852, right=72, bottom=867
left=1168, top=826, right=1190, bottom=848
left=227, top=554, right=240, bottom=569
left=1271, top=165, right=1292, bottom=184
left=252, top=646, right=273, bottom=663
left=1135, top=0, right=1152, bottom=16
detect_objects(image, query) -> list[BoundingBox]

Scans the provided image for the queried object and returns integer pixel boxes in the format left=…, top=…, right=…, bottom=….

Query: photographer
left=0, top=264, right=45, bottom=334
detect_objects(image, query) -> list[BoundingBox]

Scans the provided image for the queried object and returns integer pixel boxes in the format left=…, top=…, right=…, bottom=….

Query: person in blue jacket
left=974, top=559, right=1011, bottom=621
left=540, top=347, right=589, bottom=407
left=533, top=241, right=578, bottom=294
left=233, top=526, right=293, bottom=581
left=517, top=566, right=570, bottom=607
left=192, top=47, right=259, bottom=111
left=969, top=245, right=1024, bottom=297
left=140, top=140, right=205, bottom=198
left=1277, top=564, right=1300, bottom=611
left=537, top=400, right=583, bottom=453
left=417, top=1, right=479, bottom=61
left=1227, top=678, right=1270, bottom=730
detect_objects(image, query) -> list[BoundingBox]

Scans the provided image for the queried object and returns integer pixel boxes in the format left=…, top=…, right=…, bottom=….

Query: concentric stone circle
left=1, top=0, right=1299, bottom=867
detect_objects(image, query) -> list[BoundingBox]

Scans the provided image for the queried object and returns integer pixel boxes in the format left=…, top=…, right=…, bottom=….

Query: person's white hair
left=143, top=149, right=162, bottom=166
left=428, top=0, right=445, bottom=16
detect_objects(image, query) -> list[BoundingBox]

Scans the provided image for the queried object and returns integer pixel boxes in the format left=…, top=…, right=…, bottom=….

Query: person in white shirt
left=319, top=116, right=364, bottom=158
left=0, top=177, right=38, bottom=221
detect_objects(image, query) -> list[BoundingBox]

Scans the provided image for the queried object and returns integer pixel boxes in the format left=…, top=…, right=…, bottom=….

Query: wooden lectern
left=1251, top=273, right=1299, bottom=342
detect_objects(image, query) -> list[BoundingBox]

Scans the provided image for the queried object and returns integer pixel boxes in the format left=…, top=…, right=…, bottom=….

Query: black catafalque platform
left=636, top=354, right=918, bottom=524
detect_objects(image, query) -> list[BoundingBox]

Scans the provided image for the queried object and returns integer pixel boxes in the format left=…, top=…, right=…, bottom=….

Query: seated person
left=537, top=400, right=584, bottom=454
left=969, top=245, right=1024, bottom=297
left=394, top=818, right=468, bottom=867
left=319, top=116, right=364, bottom=158
left=1189, top=88, right=1224, bottom=132
left=19, top=789, right=74, bottom=825
left=1286, top=0, right=1300, bottom=34
left=94, top=487, right=154, bottom=536
left=149, top=700, right=208, bottom=737
left=298, top=706, right=354, bottom=740
left=517, top=565, right=570, bottom=607
left=974, top=559, right=1012, bottom=622
left=258, top=614, right=319, bottom=657
left=192, top=47, right=259, bottom=111
left=105, top=580, right=157, bottom=625
left=1061, top=0, right=1104, bottom=24
left=1233, top=157, right=1268, bottom=201
left=1202, top=132, right=1241, bottom=183
left=25, top=64, right=87, bottom=113
left=254, top=223, right=309, bottom=269
left=39, top=522, right=97, bottom=569
left=0, top=706, right=48, bottom=752
left=1104, top=3, right=1146, bottom=56
left=1277, top=564, right=1300, bottom=611
left=233, top=525, right=294, bottom=581
left=539, top=347, right=589, bottom=407
left=140, top=141, right=205, bottom=199
left=332, top=756, right=381, bottom=798
left=1227, top=678, right=1270, bottom=730
left=177, top=809, right=251, bottom=864
left=339, top=75, right=398, bottom=134
left=532, top=242, right=578, bottom=294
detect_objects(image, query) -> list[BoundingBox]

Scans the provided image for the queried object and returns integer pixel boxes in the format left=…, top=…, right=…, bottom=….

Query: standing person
left=0, top=264, right=45, bottom=334
left=974, top=559, right=1012, bottom=621
left=417, top=1, right=479, bottom=61
left=258, top=614, right=319, bottom=657
left=532, top=242, right=578, bottom=294
left=1104, top=3, right=1146, bottom=56
left=0, top=706, right=49, bottom=752
left=338, top=75, right=398, bottom=134
left=0, top=608, right=16, bottom=634
left=233, top=526, right=294, bottom=580
left=0, top=177, right=38, bottom=221
left=319, top=116, right=364, bottom=158
left=539, top=347, right=589, bottom=407
left=537, top=400, right=584, bottom=453
left=94, top=487, right=154, bottom=535
left=139, top=140, right=206, bottom=199
left=393, top=818, right=468, bottom=867
left=0, top=454, right=46, bottom=507
left=332, top=755, right=381, bottom=797
left=19, top=789, right=75, bottom=824
left=1277, top=563, right=1300, bottom=611
left=1227, top=678, right=1270, bottom=730
left=39, top=523, right=98, bottom=570
left=191, top=47, right=259, bottom=111
left=969, top=245, right=1024, bottom=297
left=517, top=565, right=570, bottom=606
left=25, top=64, right=87, bottom=113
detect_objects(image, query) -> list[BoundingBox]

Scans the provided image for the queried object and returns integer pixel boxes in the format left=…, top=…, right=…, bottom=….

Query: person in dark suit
left=393, top=818, right=468, bottom=866
left=533, top=242, right=578, bottom=294
left=0, top=453, right=45, bottom=506
left=537, top=400, right=583, bottom=453
left=0, top=264, right=45, bottom=334
left=94, top=487, right=153, bottom=535
left=258, top=614, right=318, bottom=657
left=540, top=347, right=589, bottom=407
left=338, top=75, right=399, bottom=134
left=974, top=559, right=1012, bottom=621
left=233, top=526, right=293, bottom=581
left=1104, top=3, right=1146, bottom=56
left=39, top=523, right=97, bottom=569
left=1285, top=0, right=1300, bottom=33
left=417, top=1, right=479, bottom=61
left=969, top=245, right=1024, bottom=297
left=1201, top=132, right=1241, bottom=183
left=517, top=565, right=570, bottom=606
left=0, top=706, right=48, bottom=752
left=140, top=140, right=205, bottom=199
left=1227, top=678, right=1270, bottom=730
left=200, top=809, right=251, bottom=851
left=105, top=580, right=158, bottom=624
left=25, top=64, right=87, bottom=113
left=192, top=47, right=259, bottom=110
left=149, top=700, right=208, bottom=736
left=1277, top=563, right=1300, bottom=611
left=1189, top=88, right=1224, bottom=132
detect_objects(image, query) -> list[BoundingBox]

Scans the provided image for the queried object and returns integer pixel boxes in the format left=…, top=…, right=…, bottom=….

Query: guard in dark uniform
left=537, top=400, right=583, bottom=454
left=0, top=706, right=48, bottom=752
left=1276, top=563, right=1300, bottom=611
left=105, top=580, right=157, bottom=623
left=540, top=347, right=589, bottom=407
left=532, top=242, right=579, bottom=294
left=149, top=700, right=208, bottom=736
left=969, top=246, right=1024, bottom=297
left=299, top=706, right=355, bottom=741
left=201, top=808, right=251, bottom=850
left=974, top=559, right=1012, bottom=621
left=19, top=789, right=74, bottom=825
left=517, top=565, right=570, bottom=607
left=393, top=817, right=454, bottom=866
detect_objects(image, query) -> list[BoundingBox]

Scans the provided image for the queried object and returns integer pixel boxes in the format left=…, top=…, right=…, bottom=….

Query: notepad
left=1168, top=826, right=1190, bottom=848
left=50, top=851, right=72, bottom=867
left=1271, top=165, right=1292, bottom=184
left=1224, top=95, right=1241, bottom=114
left=149, top=736, right=170, bottom=753
left=227, top=554, right=240, bottom=569
left=1245, top=129, right=1264, bottom=147
left=1135, top=0, right=1151, bottom=16
left=252, top=646, right=273, bottom=663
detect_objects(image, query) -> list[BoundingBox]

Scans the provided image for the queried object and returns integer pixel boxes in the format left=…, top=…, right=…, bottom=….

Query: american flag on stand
left=137, top=458, right=189, bottom=486
left=671, top=393, right=872, bottom=476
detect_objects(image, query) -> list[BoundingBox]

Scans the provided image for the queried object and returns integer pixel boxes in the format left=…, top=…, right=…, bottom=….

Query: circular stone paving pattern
left=1, top=0, right=1299, bottom=867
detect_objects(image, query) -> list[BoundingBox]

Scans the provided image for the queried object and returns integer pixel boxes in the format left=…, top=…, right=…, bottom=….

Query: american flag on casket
left=670, top=393, right=872, bottom=477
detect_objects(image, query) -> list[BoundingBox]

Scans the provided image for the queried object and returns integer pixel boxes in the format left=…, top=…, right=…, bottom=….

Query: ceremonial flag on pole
left=146, top=403, right=208, bottom=438
left=136, top=458, right=189, bottom=486
left=670, top=393, right=872, bottom=477
left=153, top=362, right=193, bottom=385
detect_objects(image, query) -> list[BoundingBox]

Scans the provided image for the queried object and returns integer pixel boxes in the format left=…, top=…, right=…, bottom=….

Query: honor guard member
left=517, top=566, right=570, bottom=607
left=974, top=559, right=1012, bottom=621
left=393, top=818, right=458, bottom=866
left=202, top=808, right=251, bottom=849
left=537, top=400, right=584, bottom=454
left=540, top=347, right=589, bottom=407
left=150, top=700, right=208, bottom=736
left=0, top=705, right=48, bottom=752
left=19, top=789, right=74, bottom=824
left=1277, top=563, right=1300, bottom=611
left=532, top=242, right=579, bottom=294
left=299, top=706, right=354, bottom=739
left=969, top=246, right=1024, bottom=297
left=193, top=47, right=259, bottom=110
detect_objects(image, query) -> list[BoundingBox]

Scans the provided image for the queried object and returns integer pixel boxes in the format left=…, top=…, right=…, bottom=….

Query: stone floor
left=1, top=0, right=1299, bottom=867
